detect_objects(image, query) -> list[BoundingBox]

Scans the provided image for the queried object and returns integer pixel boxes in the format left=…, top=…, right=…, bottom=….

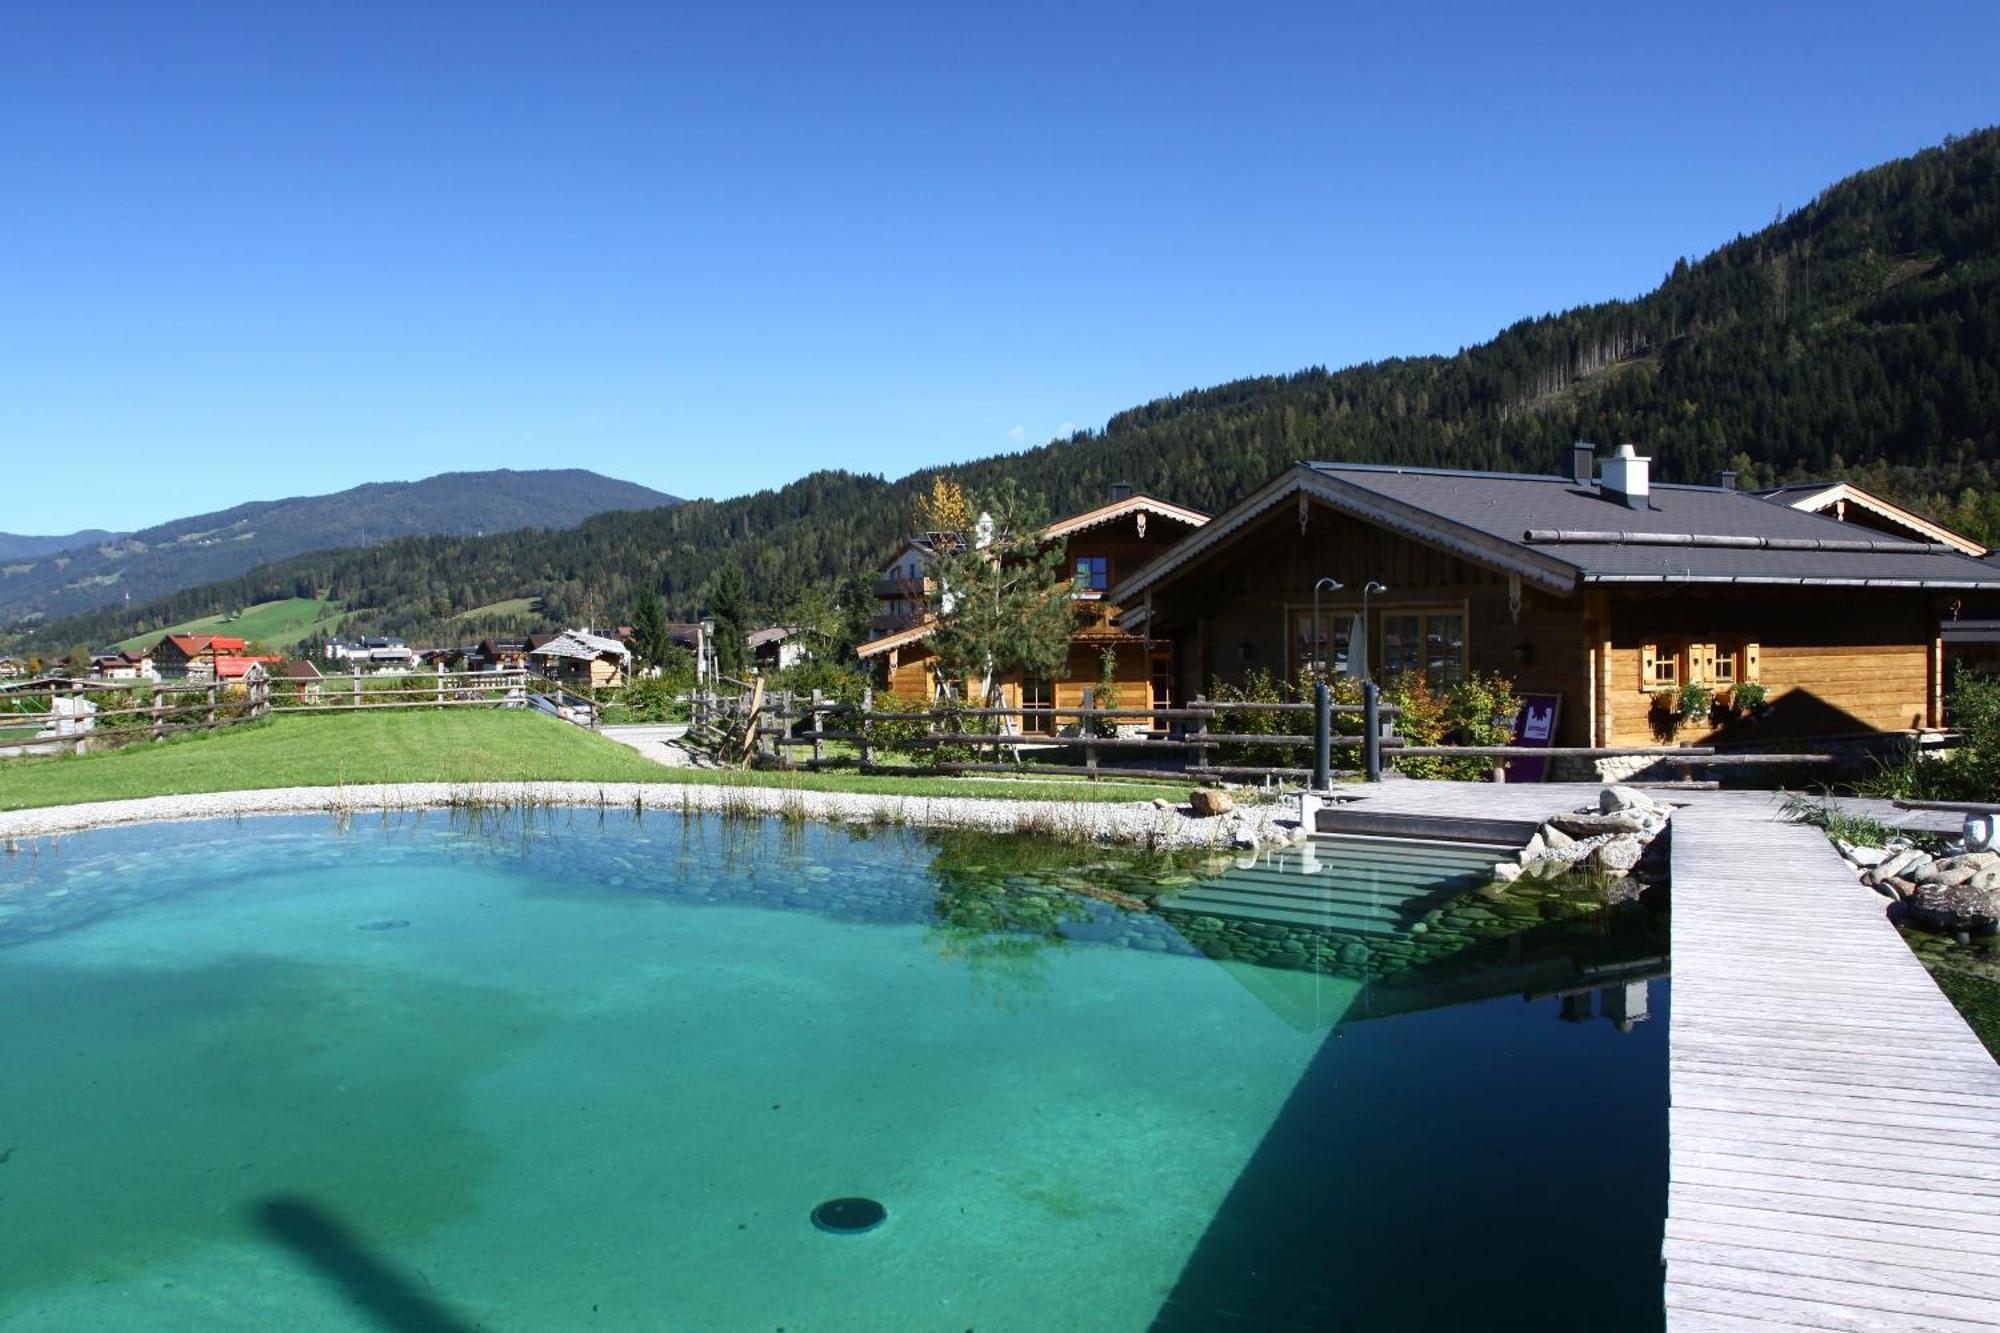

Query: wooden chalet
left=528, top=629, right=631, bottom=689
left=151, top=634, right=247, bottom=681
left=1112, top=445, right=2000, bottom=749
left=1752, top=480, right=1989, bottom=556
left=856, top=486, right=1209, bottom=725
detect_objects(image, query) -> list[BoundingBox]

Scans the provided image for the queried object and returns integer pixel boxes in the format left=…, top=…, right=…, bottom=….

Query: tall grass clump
left=1863, top=671, right=2000, bottom=803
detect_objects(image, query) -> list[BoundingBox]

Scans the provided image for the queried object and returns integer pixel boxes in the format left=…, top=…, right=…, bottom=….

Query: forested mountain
left=19, top=128, right=2000, bottom=655
left=0, top=469, right=677, bottom=627
left=0, top=530, right=119, bottom=562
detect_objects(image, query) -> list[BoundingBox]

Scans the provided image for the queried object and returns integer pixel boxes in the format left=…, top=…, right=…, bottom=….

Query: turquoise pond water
left=0, top=811, right=1669, bottom=1332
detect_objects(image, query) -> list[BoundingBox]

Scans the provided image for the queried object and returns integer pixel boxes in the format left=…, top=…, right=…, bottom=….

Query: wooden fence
left=688, top=686, right=1843, bottom=786
left=0, top=668, right=542, bottom=757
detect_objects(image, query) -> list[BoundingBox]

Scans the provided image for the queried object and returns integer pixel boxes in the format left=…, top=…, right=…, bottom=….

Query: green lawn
left=451, top=596, right=539, bottom=623
left=111, top=597, right=349, bottom=652
left=0, top=709, right=1192, bottom=811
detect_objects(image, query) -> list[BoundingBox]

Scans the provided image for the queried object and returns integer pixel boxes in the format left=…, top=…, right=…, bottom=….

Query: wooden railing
left=684, top=686, right=1843, bottom=786
left=0, top=668, right=540, bottom=757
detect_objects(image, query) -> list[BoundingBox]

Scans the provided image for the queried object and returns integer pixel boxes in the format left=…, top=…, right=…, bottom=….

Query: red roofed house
left=152, top=634, right=249, bottom=681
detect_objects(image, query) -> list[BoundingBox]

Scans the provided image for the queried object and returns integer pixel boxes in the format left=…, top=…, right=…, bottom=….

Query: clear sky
left=4, top=1, right=1996, bottom=533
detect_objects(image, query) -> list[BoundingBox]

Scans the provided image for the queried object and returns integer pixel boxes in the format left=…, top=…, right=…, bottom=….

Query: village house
left=323, top=637, right=419, bottom=672
left=272, top=657, right=324, bottom=702
left=213, top=654, right=281, bottom=686
left=151, top=634, right=248, bottom=681
left=470, top=637, right=534, bottom=672
left=1110, top=445, right=2000, bottom=751
left=749, top=626, right=807, bottom=674
left=528, top=629, right=631, bottom=689
left=856, top=485, right=1210, bottom=725
left=90, top=648, right=155, bottom=681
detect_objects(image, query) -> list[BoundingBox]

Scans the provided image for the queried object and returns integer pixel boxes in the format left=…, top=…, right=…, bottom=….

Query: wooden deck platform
left=1338, top=780, right=2000, bottom=1329
left=1665, top=803, right=2000, bottom=1332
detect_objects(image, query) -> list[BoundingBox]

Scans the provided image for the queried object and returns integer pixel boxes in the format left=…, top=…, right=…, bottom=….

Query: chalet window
left=1020, top=677, right=1054, bottom=734
left=1384, top=610, right=1465, bottom=688
left=1641, top=644, right=1680, bottom=689
left=1289, top=609, right=1352, bottom=674
left=1651, top=642, right=1759, bottom=690
left=1076, top=556, right=1108, bottom=592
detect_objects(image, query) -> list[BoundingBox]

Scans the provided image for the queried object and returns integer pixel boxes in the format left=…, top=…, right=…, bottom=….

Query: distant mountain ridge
left=0, top=468, right=677, bottom=627
left=0, top=530, right=120, bottom=562
left=18, top=127, right=2000, bottom=653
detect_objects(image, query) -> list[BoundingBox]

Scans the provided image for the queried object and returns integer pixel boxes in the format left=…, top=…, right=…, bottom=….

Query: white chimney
left=1599, top=443, right=1651, bottom=510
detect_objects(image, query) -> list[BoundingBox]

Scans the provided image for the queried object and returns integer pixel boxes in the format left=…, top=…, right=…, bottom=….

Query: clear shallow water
left=0, top=811, right=1668, bottom=1332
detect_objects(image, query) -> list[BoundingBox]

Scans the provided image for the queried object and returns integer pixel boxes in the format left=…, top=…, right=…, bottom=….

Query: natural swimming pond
left=0, top=811, right=1669, bottom=1331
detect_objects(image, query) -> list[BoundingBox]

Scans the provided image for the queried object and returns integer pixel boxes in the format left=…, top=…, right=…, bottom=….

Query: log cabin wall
left=1147, top=501, right=1598, bottom=743
left=1601, top=588, right=1941, bottom=745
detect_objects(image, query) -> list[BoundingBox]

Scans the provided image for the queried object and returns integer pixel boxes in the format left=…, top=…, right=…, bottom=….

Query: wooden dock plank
left=1338, top=781, right=2000, bottom=1329
left=1667, top=803, right=2000, bottom=1331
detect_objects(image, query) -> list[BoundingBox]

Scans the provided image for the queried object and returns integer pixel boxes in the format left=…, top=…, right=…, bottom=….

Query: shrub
left=1383, top=671, right=1522, bottom=781
left=1865, top=670, right=2000, bottom=801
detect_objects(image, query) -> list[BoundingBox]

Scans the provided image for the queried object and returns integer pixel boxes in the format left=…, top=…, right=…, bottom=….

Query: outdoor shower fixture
left=1311, top=578, right=1344, bottom=677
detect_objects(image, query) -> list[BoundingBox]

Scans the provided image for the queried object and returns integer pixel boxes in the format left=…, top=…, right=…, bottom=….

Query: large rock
left=1908, top=880, right=2000, bottom=933
left=1549, top=811, right=1646, bottom=838
left=1868, top=849, right=1930, bottom=884
left=1189, top=789, right=1234, bottom=817
left=1540, top=823, right=1577, bottom=852
left=1592, top=836, right=1644, bottom=875
left=1844, top=845, right=1889, bottom=869
left=1599, top=785, right=1656, bottom=815
left=1933, top=851, right=2000, bottom=873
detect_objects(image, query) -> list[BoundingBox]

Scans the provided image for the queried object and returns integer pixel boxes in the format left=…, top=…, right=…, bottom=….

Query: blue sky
left=4, top=1, right=1996, bottom=533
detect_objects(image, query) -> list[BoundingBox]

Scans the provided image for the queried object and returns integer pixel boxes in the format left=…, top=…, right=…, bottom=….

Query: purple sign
left=1509, top=694, right=1562, bottom=783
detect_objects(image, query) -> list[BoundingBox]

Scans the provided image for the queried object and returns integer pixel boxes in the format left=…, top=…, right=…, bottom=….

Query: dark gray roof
left=1748, top=482, right=1843, bottom=502
left=1303, top=463, right=2000, bottom=587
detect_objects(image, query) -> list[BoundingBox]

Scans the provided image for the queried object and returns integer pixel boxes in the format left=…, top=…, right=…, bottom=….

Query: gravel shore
left=0, top=781, right=1303, bottom=850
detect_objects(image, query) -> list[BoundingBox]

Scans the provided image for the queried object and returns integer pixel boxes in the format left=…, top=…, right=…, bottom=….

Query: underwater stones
left=357, top=919, right=411, bottom=931
left=1188, top=789, right=1234, bottom=817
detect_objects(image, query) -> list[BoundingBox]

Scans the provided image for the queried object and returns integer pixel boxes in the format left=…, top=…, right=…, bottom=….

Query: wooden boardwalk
left=1666, top=804, right=2000, bottom=1332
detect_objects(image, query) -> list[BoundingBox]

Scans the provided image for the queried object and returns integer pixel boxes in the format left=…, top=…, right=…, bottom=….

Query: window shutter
left=1743, top=643, right=1761, bottom=682
left=1640, top=643, right=1657, bottom=689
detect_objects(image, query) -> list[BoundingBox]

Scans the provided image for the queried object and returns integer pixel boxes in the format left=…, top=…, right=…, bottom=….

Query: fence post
left=71, top=680, right=88, bottom=756
left=437, top=664, right=445, bottom=709
left=352, top=672, right=361, bottom=711
left=206, top=678, right=218, bottom=727
left=810, top=689, right=825, bottom=770
left=152, top=682, right=164, bottom=741
left=859, top=685, right=874, bottom=772
left=1082, top=693, right=1099, bottom=780
left=1192, top=694, right=1210, bottom=777
left=1362, top=680, right=1382, bottom=783
left=1313, top=680, right=1331, bottom=791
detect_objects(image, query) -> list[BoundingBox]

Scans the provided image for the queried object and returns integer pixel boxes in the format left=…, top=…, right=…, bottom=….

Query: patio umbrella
left=1343, top=612, right=1369, bottom=679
